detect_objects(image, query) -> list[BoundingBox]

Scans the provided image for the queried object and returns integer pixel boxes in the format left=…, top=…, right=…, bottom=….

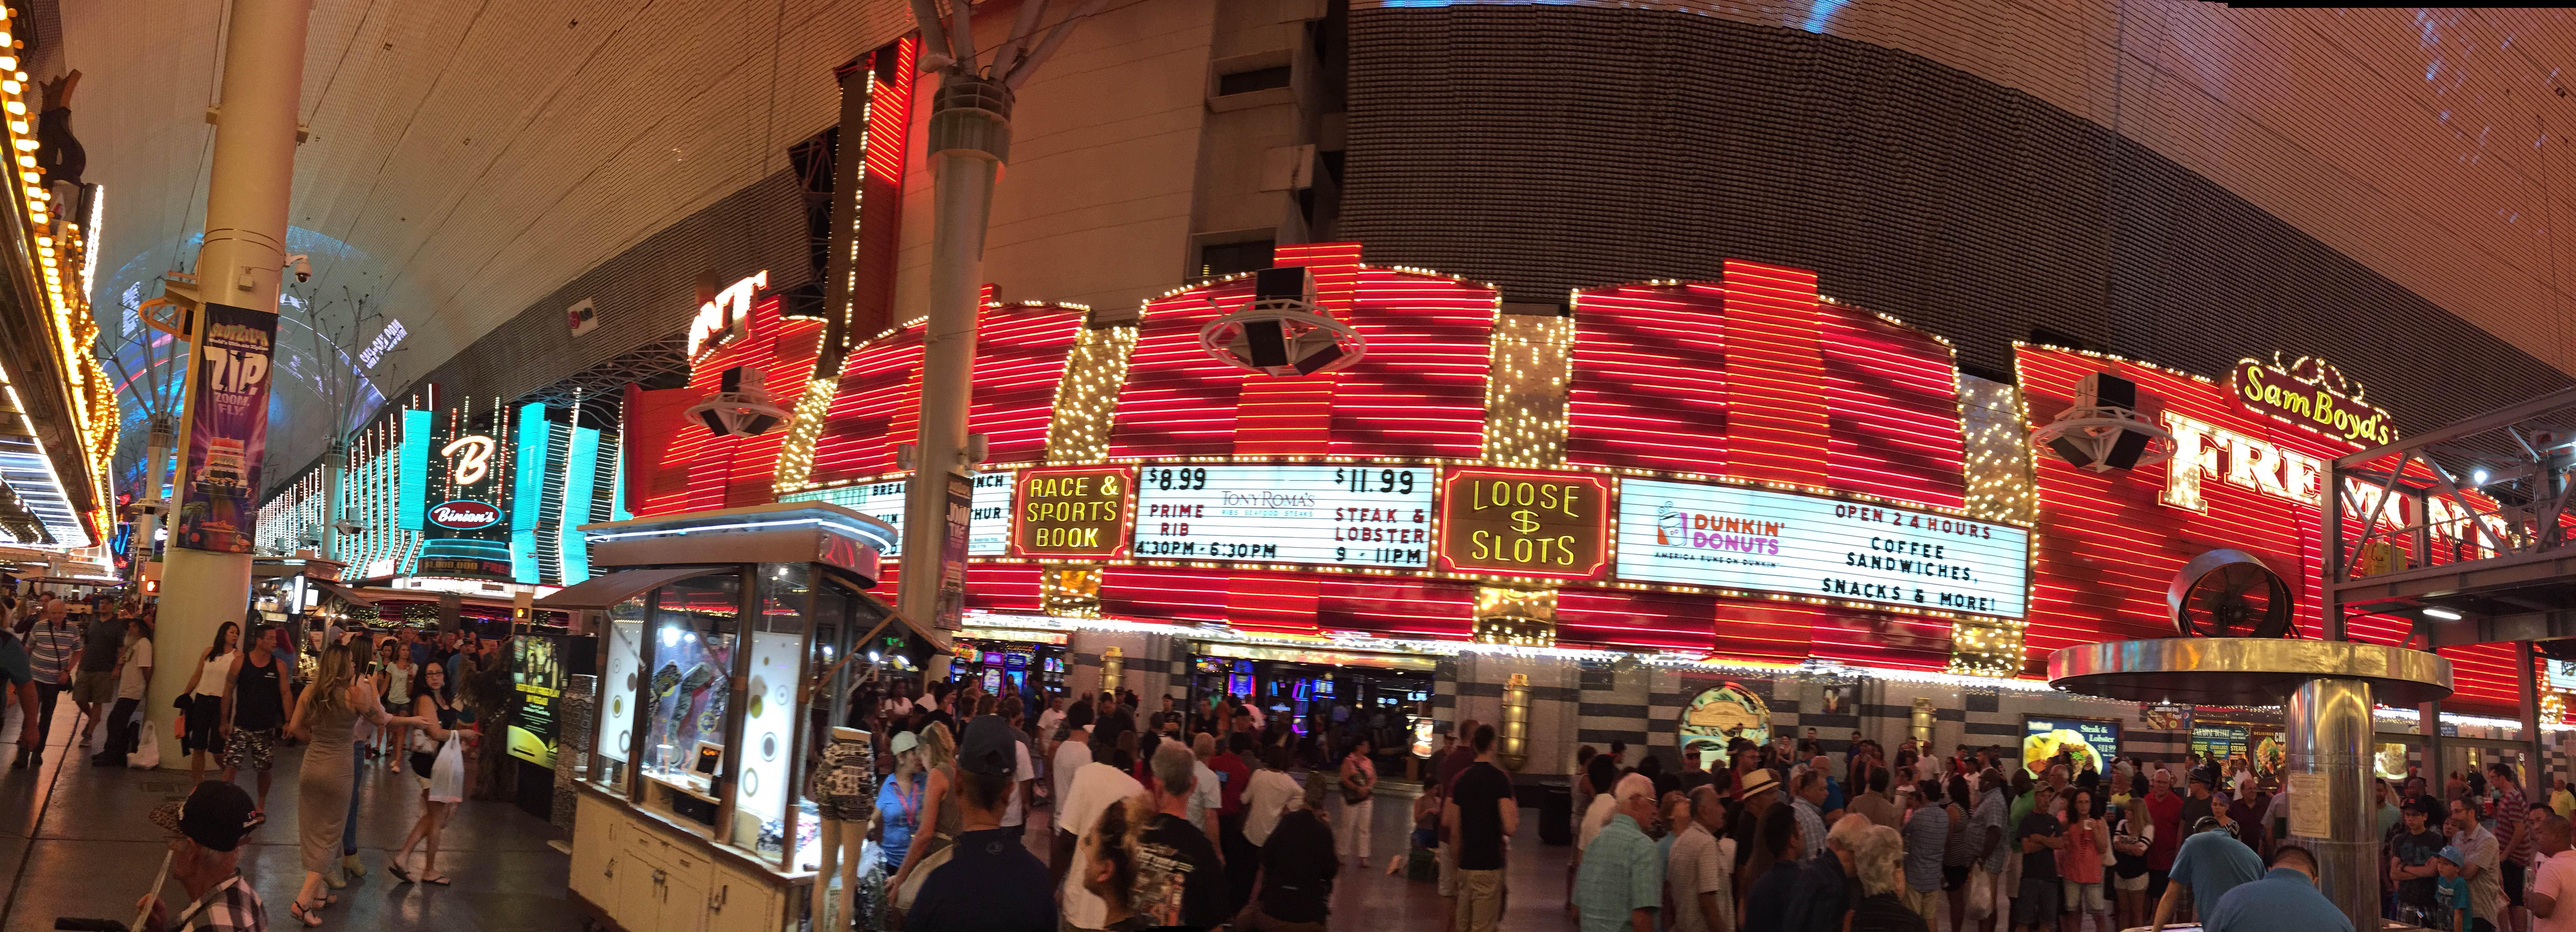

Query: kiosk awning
left=307, top=578, right=376, bottom=607
left=537, top=567, right=723, bottom=611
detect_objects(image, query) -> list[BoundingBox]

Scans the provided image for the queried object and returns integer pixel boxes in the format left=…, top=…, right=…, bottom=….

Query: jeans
left=96, top=696, right=140, bottom=764
left=30, top=680, right=64, bottom=748
left=341, top=740, right=366, bottom=856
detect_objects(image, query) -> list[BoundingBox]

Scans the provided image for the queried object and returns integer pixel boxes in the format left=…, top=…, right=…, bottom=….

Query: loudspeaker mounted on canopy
left=1199, top=266, right=1367, bottom=377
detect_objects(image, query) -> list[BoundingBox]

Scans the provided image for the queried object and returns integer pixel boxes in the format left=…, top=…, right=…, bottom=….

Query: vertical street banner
left=175, top=303, right=276, bottom=552
left=934, top=472, right=972, bottom=630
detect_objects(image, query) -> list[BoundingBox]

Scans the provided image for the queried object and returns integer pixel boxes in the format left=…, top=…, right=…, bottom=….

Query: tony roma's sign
left=1435, top=468, right=1609, bottom=580
left=2232, top=355, right=2396, bottom=446
left=1614, top=478, right=2031, bottom=619
left=1011, top=465, right=1135, bottom=559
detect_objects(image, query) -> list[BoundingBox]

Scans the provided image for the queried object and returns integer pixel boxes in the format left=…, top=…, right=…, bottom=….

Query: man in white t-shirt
left=2529, top=814, right=2576, bottom=932
left=90, top=625, right=151, bottom=767
left=1048, top=702, right=1098, bottom=892
left=1185, top=733, right=1222, bottom=851
left=999, top=733, right=1036, bottom=833
left=1057, top=724, right=1145, bottom=932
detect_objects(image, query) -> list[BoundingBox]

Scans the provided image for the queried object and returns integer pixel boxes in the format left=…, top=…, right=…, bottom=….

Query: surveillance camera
left=287, top=254, right=312, bottom=283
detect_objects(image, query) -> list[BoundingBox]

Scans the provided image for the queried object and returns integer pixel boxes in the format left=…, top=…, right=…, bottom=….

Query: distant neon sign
left=686, top=271, right=768, bottom=361
left=358, top=320, right=407, bottom=368
left=2232, top=356, right=2396, bottom=446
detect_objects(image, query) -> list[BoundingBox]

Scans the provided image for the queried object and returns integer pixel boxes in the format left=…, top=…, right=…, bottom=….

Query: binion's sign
left=2232, top=355, right=2397, bottom=446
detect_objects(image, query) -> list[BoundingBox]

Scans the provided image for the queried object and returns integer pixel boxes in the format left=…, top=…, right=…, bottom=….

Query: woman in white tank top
left=176, top=622, right=242, bottom=787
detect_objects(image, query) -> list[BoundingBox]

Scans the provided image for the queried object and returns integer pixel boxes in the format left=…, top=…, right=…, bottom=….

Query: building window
left=1217, top=66, right=1293, bottom=97
left=1198, top=240, right=1275, bottom=279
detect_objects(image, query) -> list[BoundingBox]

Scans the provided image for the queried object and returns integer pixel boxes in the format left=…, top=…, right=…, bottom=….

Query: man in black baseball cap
left=137, top=780, right=268, bottom=932
left=904, top=716, right=1052, bottom=931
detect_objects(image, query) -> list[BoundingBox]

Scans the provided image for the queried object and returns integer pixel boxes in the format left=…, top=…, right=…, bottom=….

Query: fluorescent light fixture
left=2423, top=607, right=2462, bottom=620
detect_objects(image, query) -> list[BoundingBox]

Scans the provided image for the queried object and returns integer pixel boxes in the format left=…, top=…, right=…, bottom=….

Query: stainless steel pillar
left=319, top=440, right=344, bottom=563
left=2285, top=676, right=2376, bottom=931
left=135, top=416, right=173, bottom=565
left=2523, top=641, right=2548, bottom=799
left=894, top=76, right=1011, bottom=631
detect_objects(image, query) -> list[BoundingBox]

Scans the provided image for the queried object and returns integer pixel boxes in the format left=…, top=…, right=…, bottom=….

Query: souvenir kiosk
left=547, top=503, right=931, bottom=932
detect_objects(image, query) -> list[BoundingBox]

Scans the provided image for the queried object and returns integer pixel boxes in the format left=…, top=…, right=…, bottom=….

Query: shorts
left=2061, top=879, right=2107, bottom=914
left=2012, top=876, right=2061, bottom=925
left=1911, top=887, right=1945, bottom=927
left=2112, top=870, right=2148, bottom=892
left=182, top=695, right=225, bottom=756
left=1413, top=828, right=1438, bottom=850
left=1942, top=865, right=1969, bottom=891
left=72, top=669, right=116, bottom=704
left=1453, top=868, right=1505, bottom=932
left=221, top=728, right=274, bottom=773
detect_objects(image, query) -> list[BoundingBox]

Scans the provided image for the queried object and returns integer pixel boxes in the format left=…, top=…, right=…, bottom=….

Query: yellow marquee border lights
left=0, top=13, right=115, bottom=541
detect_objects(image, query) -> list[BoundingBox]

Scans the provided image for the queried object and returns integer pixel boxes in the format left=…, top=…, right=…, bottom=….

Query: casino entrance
left=1184, top=642, right=1435, bottom=773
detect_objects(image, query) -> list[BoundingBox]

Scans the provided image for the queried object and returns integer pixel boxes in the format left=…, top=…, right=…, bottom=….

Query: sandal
left=423, top=875, right=452, bottom=886
left=288, top=901, right=323, bottom=927
left=388, top=862, right=415, bottom=884
left=244, top=811, right=267, bottom=829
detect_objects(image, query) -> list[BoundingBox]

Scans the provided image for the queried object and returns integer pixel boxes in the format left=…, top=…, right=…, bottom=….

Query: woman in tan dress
left=283, top=642, right=433, bottom=926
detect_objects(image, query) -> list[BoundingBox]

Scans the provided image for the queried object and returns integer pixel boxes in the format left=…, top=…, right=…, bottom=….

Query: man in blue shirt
left=1574, top=773, right=1667, bottom=932
left=2151, top=818, right=2267, bottom=928
left=2202, top=845, right=2355, bottom=932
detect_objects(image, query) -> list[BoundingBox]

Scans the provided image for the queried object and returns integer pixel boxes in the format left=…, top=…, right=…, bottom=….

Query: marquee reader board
left=1131, top=463, right=1435, bottom=569
left=782, top=470, right=1015, bottom=557
left=1613, top=477, right=2031, bottom=619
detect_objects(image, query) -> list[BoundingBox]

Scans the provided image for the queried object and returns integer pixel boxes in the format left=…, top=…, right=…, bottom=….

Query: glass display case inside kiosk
left=543, top=503, right=929, bottom=932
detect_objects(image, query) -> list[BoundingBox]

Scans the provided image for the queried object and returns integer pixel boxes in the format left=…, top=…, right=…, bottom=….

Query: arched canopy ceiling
left=56, top=0, right=2576, bottom=498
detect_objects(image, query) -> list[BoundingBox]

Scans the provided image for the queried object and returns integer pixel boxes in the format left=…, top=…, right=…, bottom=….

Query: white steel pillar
left=894, top=76, right=1010, bottom=631
left=133, top=415, right=172, bottom=567
left=150, top=0, right=310, bottom=768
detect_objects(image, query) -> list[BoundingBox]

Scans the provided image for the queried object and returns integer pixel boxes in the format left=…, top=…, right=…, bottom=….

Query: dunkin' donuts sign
left=429, top=500, right=503, bottom=530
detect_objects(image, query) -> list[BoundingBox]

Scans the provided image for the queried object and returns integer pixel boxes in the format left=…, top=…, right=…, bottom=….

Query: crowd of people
left=0, top=586, right=529, bottom=930
left=24, top=595, right=2576, bottom=932
left=1531, top=732, right=2372, bottom=932
left=835, top=678, right=1417, bottom=931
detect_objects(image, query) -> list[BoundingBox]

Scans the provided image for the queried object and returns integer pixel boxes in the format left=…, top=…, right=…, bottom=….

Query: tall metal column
left=134, top=415, right=173, bottom=566
left=894, top=77, right=1009, bottom=631
left=2423, top=701, right=2444, bottom=790
left=2523, top=640, right=2547, bottom=798
left=892, top=0, right=1104, bottom=629
left=149, top=0, right=310, bottom=767
left=318, top=440, right=344, bottom=562
left=2284, top=676, right=2377, bottom=932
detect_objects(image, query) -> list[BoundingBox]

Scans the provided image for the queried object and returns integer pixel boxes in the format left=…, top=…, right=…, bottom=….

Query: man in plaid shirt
left=140, top=780, right=268, bottom=932
left=20, top=596, right=81, bottom=768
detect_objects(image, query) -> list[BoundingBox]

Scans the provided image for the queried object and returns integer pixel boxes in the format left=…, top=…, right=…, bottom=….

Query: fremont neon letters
left=2159, top=410, right=2325, bottom=512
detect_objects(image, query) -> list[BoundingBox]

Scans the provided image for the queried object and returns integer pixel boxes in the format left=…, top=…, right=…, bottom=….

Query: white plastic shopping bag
left=428, top=734, right=466, bottom=802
